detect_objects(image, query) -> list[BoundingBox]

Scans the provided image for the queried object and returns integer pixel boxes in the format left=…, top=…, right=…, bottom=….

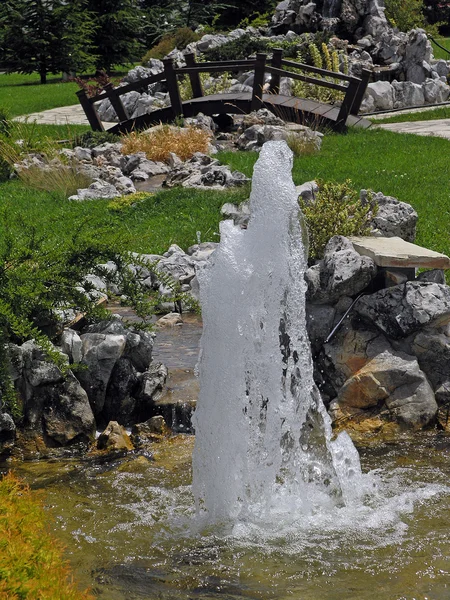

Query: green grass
left=0, top=125, right=449, bottom=275
left=0, top=179, right=248, bottom=256
left=430, top=36, right=450, bottom=60
left=218, top=128, right=450, bottom=260
left=372, top=105, right=450, bottom=124
left=0, top=73, right=81, bottom=117
left=0, top=64, right=137, bottom=118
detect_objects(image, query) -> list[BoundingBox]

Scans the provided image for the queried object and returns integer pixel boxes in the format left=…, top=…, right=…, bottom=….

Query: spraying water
left=192, top=141, right=365, bottom=526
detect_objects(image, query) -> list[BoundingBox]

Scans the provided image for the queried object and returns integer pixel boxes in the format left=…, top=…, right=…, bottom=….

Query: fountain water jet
left=192, top=141, right=365, bottom=526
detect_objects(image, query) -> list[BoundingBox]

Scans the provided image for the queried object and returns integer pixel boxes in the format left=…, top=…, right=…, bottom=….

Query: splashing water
left=192, top=141, right=370, bottom=527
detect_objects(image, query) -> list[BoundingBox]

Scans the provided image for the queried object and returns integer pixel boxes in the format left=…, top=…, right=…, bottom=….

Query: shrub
left=384, top=0, right=427, bottom=31
left=202, top=33, right=269, bottom=61
left=299, top=180, right=377, bottom=260
left=121, top=124, right=211, bottom=162
left=0, top=472, right=94, bottom=599
left=238, top=12, right=271, bottom=29
left=291, top=43, right=348, bottom=105
left=141, top=27, right=200, bottom=63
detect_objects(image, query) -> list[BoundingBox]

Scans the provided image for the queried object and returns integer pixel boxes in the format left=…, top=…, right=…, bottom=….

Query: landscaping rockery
left=1, top=167, right=450, bottom=458
left=13, top=109, right=323, bottom=199
left=92, top=22, right=450, bottom=126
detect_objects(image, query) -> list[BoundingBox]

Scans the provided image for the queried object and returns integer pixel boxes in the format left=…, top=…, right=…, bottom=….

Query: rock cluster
left=304, top=233, right=449, bottom=437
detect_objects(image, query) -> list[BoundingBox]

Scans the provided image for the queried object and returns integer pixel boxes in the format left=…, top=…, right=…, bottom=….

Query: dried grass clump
left=121, top=124, right=212, bottom=163
left=0, top=472, right=94, bottom=599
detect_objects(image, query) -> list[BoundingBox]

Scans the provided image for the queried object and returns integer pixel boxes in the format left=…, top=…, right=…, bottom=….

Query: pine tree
left=87, top=0, right=145, bottom=72
left=0, top=0, right=96, bottom=84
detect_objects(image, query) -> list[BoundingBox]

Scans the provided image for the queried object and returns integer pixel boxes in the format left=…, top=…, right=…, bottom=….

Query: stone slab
left=14, top=103, right=115, bottom=130
left=349, top=236, right=450, bottom=269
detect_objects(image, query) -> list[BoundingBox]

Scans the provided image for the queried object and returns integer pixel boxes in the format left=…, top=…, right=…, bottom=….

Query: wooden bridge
left=76, top=49, right=372, bottom=134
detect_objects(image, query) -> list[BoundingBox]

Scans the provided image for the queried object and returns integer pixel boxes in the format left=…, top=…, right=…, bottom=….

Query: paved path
left=375, top=118, right=450, bottom=140
left=14, top=103, right=115, bottom=129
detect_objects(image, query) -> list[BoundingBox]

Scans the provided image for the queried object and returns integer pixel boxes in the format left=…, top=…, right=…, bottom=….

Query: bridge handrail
left=76, top=48, right=371, bottom=133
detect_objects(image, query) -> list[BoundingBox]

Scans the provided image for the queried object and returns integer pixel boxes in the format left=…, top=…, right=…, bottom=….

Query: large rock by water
left=355, top=282, right=450, bottom=339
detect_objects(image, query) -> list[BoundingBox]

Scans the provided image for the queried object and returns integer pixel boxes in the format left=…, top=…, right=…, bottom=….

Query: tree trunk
left=40, top=70, right=47, bottom=84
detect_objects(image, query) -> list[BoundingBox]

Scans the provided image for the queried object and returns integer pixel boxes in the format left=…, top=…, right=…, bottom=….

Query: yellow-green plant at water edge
left=0, top=472, right=94, bottom=599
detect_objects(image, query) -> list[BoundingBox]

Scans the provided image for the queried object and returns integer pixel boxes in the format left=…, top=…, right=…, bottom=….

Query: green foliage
left=384, top=0, right=427, bottom=31
left=0, top=0, right=97, bottom=84
left=238, top=12, right=271, bottom=29
left=202, top=33, right=270, bottom=61
left=107, top=192, right=152, bottom=212
left=72, top=130, right=121, bottom=149
left=0, top=472, right=94, bottom=599
left=141, top=27, right=200, bottom=62
left=87, top=0, right=144, bottom=72
left=291, top=43, right=347, bottom=104
left=299, top=180, right=377, bottom=260
left=179, top=70, right=233, bottom=101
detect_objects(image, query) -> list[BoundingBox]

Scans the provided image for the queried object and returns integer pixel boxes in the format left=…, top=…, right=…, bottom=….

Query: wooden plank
left=266, top=65, right=347, bottom=92
left=280, top=58, right=357, bottom=82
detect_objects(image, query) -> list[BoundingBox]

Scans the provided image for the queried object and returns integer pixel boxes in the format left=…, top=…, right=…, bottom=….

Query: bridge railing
left=76, top=49, right=371, bottom=133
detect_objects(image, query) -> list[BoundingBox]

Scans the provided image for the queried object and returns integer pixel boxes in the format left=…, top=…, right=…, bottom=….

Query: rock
left=156, top=245, right=196, bottom=285
left=42, top=372, right=96, bottom=445
left=416, top=269, right=445, bottom=284
left=296, top=180, right=319, bottom=204
left=366, top=81, right=395, bottom=111
left=97, top=421, right=134, bottom=452
left=236, top=124, right=321, bottom=152
left=186, top=242, right=218, bottom=262
left=423, top=78, right=450, bottom=104
left=0, top=413, right=16, bottom=445
left=60, top=329, right=83, bottom=364
left=306, top=236, right=377, bottom=304
left=76, top=332, right=127, bottom=416
left=73, top=147, right=92, bottom=162
left=131, top=415, right=169, bottom=446
left=156, top=313, right=183, bottom=327
left=410, top=329, right=450, bottom=390
left=336, top=349, right=437, bottom=428
left=69, top=180, right=121, bottom=201
left=361, top=190, right=418, bottom=242
left=392, top=80, right=425, bottom=108
left=355, top=282, right=450, bottom=339
left=84, top=318, right=155, bottom=372
left=221, top=201, right=251, bottom=227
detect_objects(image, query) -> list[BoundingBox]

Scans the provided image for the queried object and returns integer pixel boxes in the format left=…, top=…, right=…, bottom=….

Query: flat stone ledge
left=349, top=236, right=450, bottom=269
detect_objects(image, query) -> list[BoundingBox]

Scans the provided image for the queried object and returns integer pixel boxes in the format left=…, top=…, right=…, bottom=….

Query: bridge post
left=350, top=68, right=372, bottom=115
left=76, top=89, right=104, bottom=131
left=269, top=48, right=283, bottom=94
left=336, top=78, right=360, bottom=132
left=163, top=58, right=183, bottom=119
left=104, top=82, right=128, bottom=123
left=251, top=53, right=267, bottom=111
left=185, top=53, right=203, bottom=98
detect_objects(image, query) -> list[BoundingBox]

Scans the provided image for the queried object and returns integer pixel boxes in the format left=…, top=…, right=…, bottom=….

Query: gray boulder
left=355, top=282, right=450, bottom=339
left=361, top=190, right=418, bottom=241
left=76, top=332, right=127, bottom=416
left=336, top=349, right=437, bottom=428
left=306, top=236, right=377, bottom=304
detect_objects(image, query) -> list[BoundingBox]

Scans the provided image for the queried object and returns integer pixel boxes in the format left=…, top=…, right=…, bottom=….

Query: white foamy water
left=191, top=141, right=372, bottom=526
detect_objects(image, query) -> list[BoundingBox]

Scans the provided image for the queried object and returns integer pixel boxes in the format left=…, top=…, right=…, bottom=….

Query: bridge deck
left=109, top=92, right=371, bottom=135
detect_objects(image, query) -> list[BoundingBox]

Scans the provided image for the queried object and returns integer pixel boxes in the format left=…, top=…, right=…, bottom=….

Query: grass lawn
left=0, top=66, right=136, bottom=118
left=372, top=105, right=450, bottom=124
left=218, top=128, right=450, bottom=260
left=0, top=73, right=80, bottom=118
left=430, top=36, right=450, bottom=60
left=0, top=126, right=449, bottom=271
